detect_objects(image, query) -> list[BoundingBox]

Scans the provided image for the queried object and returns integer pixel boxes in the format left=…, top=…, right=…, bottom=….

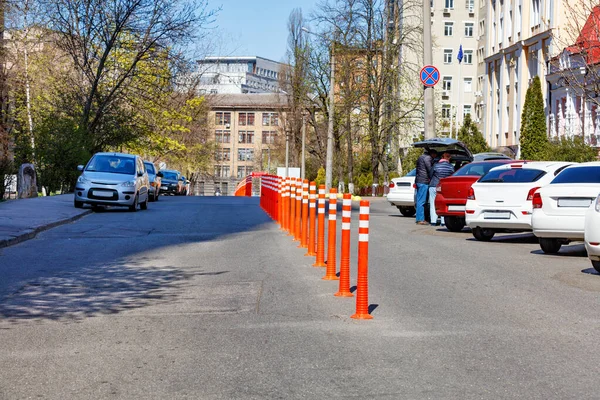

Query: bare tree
left=44, top=0, right=219, bottom=152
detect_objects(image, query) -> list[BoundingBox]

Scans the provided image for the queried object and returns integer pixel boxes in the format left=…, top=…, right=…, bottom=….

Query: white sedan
left=532, top=162, right=600, bottom=254
left=387, top=168, right=416, bottom=217
left=466, top=161, right=573, bottom=241
left=584, top=194, right=600, bottom=273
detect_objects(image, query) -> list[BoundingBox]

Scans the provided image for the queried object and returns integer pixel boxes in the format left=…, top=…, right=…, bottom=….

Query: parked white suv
left=584, top=194, right=600, bottom=273
left=531, top=162, right=600, bottom=253
left=465, top=162, right=573, bottom=241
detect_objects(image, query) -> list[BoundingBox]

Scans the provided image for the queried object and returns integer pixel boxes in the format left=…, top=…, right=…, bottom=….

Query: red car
left=435, top=159, right=521, bottom=232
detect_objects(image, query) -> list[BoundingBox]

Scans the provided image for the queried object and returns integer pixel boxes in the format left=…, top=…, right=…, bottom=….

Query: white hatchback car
left=584, top=194, right=600, bottom=273
left=532, top=162, right=600, bottom=254
left=466, top=162, right=573, bottom=241
left=387, top=168, right=416, bottom=217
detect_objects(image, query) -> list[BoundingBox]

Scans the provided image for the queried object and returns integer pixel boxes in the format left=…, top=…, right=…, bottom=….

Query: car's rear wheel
left=129, top=194, right=138, bottom=212
left=539, top=238, right=562, bottom=254
left=591, top=260, right=600, bottom=274
left=445, top=216, right=465, bottom=232
left=140, top=193, right=148, bottom=210
left=398, top=206, right=415, bottom=217
left=74, top=199, right=84, bottom=209
left=472, top=227, right=495, bottom=241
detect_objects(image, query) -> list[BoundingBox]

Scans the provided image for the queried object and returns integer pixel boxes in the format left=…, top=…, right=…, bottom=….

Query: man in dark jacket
left=415, top=149, right=437, bottom=224
left=429, top=151, right=455, bottom=225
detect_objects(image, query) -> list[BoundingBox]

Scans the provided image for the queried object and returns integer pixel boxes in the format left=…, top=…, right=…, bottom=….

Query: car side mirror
left=157, top=172, right=163, bottom=178
left=77, top=165, right=84, bottom=171
left=137, top=171, right=144, bottom=177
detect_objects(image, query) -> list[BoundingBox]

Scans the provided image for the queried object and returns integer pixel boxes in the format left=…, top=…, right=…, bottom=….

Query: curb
left=0, top=210, right=92, bottom=249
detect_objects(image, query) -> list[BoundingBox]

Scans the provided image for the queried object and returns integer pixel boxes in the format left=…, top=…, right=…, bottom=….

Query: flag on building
left=457, top=44, right=464, bottom=64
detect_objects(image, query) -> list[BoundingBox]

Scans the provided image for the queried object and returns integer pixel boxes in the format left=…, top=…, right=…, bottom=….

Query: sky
left=210, top=0, right=320, bottom=62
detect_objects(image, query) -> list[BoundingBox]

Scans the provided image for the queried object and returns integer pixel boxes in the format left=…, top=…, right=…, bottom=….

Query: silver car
left=74, top=152, right=150, bottom=211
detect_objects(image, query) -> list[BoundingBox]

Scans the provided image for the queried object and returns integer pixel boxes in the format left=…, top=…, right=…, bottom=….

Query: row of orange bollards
left=260, top=175, right=372, bottom=320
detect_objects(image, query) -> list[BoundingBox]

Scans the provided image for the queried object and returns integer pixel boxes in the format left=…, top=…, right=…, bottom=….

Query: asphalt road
left=0, top=195, right=599, bottom=399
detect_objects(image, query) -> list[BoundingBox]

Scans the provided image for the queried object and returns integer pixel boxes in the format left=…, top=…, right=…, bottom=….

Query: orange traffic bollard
left=351, top=200, right=373, bottom=320
left=335, top=193, right=353, bottom=297
left=300, top=179, right=309, bottom=248
left=294, top=183, right=302, bottom=241
left=323, top=188, right=338, bottom=280
left=289, top=178, right=296, bottom=236
left=314, top=185, right=327, bottom=268
left=281, top=177, right=289, bottom=231
left=306, top=182, right=317, bottom=256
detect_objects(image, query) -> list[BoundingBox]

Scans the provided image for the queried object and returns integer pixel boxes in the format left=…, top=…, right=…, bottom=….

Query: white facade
left=432, top=0, right=480, bottom=136
left=197, top=56, right=286, bottom=95
left=483, top=0, right=567, bottom=149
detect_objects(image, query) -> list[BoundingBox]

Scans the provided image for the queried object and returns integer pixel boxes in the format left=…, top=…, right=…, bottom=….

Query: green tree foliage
left=519, top=76, right=549, bottom=160
left=400, top=147, right=422, bottom=175
left=546, top=136, right=598, bottom=162
left=458, top=114, right=491, bottom=154
left=315, top=167, right=326, bottom=187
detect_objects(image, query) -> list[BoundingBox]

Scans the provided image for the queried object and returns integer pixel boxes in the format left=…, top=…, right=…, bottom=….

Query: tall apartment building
left=433, top=0, right=480, bottom=136
left=200, top=93, right=288, bottom=195
left=483, top=0, right=568, bottom=150
left=197, top=56, right=286, bottom=95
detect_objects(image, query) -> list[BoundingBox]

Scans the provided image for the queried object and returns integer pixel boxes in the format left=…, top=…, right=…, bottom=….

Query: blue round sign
left=420, top=65, right=440, bottom=87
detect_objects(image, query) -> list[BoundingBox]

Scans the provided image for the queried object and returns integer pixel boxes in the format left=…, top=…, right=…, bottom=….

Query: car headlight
left=77, top=175, right=89, bottom=184
left=121, top=180, right=136, bottom=187
left=170, top=183, right=177, bottom=187
left=595, top=195, right=600, bottom=212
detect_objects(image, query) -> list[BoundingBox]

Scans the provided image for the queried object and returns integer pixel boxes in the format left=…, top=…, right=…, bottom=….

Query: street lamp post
left=302, top=27, right=335, bottom=190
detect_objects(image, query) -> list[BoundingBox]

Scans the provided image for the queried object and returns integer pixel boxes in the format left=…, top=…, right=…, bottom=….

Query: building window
left=445, top=0, right=454, bottom=8
left=215, top=112, right=231, bottom=126
left=464, top=50, right=473, bottom=64
left=238, top=148, right=254, bottom=161
left=238, top=112, right=255, bottom=126
left=262, top=112, right=279, bottom=126
left=262, top=131, right=277, bottom=144
left=444, top=49, right=453, bottom=64
left=443, top=76, right=452, bottom=91
left=210, top=89, right=218, bottom=94
left=215, top=130, right=231, bottom=143
left=463, top=105, right=472, bottom=117
left=444, top=22, right=454, bottom=36
left=237, top=166, right=245, bottom=179
left=238, top=131, right=254, bottom=144
left=442, top=105, right=451, bottom=118
left=215, top=148, right=231, bottom=161
left=466, top=0, right=474, bottom=10
left=464, top=77, right=473, bottom=92
left=214, top=165, right=229, bottom=178
left=465, top=22, right=474, bottom=37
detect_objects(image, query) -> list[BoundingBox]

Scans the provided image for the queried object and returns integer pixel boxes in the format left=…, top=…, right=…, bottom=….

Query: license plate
left=557, top=198, right=592, bottom=208
left=92, top=190, right=113, bottom=198
left=484, top=211, right=511, bottom=219
left=448, top=205, right=465, bottom=211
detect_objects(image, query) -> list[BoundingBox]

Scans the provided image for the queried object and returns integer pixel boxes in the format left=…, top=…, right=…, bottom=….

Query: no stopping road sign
left=420, top=65, right=440, bottom=87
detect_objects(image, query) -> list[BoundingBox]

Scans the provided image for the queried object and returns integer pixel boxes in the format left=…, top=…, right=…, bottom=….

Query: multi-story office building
left=197, top=56, right=286, bottom=95
left=199, top=93, right=288, bottom=195
left=433, top=0, right=480, bottom=136
left=483, top=0, right=569, bottom=150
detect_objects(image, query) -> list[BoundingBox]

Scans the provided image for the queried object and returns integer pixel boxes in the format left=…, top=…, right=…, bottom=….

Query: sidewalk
left=0, top=194, right=91, bottom=249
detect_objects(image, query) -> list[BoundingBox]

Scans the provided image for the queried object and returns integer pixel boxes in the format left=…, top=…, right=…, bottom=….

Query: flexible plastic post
left=300, top=179, right=309, bottom=248
left=306, top=182, right=317, bottom=256
left=314, top=185, right=327, bottom=268
left=351, top=200, right=373, bottom=320
left=323, top=188, right=338, bottom=280
left=335, top=193, right=353, bottom=297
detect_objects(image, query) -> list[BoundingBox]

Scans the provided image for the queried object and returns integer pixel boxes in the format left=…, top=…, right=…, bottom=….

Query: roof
left=199, top=56, right=286, bottom=66
left=208, top=93, right=289, bottom=110
left=566, top=5, right=600, bottom=64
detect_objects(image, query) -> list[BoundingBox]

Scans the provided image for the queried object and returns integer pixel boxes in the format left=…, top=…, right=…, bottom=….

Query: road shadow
left=465, top=233, right=539, bottom=244
left=530, top=243, right=588, bottom=257
left=581, top=268, right=600, bottom=276
left=0, top=258, right=230, bottom=322
left=368, top=304, right=379, bottom=314
left=0, top=197, right=269, bottom=322
left=350, top=285, right=357, bottom=293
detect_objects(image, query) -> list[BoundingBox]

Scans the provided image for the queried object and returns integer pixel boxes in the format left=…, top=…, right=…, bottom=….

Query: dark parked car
left=159, top=169, right=185, bottom=195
